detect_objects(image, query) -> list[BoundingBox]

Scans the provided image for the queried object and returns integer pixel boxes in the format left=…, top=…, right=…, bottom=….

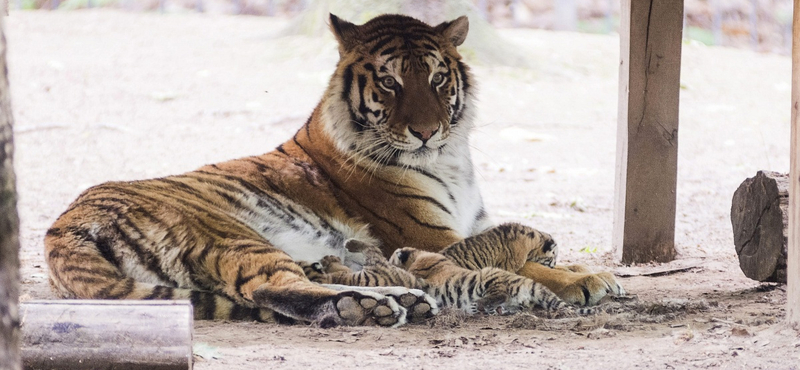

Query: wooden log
left=613, top=0, right=683, bottom=264
left=731, top=171, right=789, bottom=283
left=20, top=300, right=193, bottom=370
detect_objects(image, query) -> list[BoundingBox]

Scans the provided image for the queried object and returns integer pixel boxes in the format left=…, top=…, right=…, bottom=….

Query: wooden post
left=614, top=0, right=683, bottom=264
left=20, top=300, right=194, bottom=370
left=788, top=0, right=800, bottom=329
left=0, top=12, right=21, bottom=370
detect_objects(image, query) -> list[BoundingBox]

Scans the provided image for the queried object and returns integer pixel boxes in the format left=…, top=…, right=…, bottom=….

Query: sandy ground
left=6, top=9, right=800, bottom=369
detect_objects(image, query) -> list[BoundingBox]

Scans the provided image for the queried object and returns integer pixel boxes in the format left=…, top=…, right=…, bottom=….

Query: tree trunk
left=0, top=13, right=22, bottom=370
left=731, top=170, right=789, bottom=283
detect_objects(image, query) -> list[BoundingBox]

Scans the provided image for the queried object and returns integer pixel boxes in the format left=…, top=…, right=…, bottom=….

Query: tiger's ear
left=542, top=239, right=556, bottom=253
left=330, top=13, right=360, bottom=53
left=435, top=16, right=469, bottom=47
left=395, top=249, right=410, bottom=265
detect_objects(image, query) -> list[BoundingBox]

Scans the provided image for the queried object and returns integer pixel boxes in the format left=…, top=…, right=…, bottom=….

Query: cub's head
left=524, top=231, right=558, bottom=268
left=322, top=13, right=475, bottom=167
left=388, top=247, right=421, bottom=270
left=389, top=247, right=449, bottom=279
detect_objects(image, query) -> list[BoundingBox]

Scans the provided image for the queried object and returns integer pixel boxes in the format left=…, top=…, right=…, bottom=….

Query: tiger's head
left=321, top=13, right=475, bottom=168
left=522, top=230, right=558, bottom=268
left=389, top=247, right=450, bottom=279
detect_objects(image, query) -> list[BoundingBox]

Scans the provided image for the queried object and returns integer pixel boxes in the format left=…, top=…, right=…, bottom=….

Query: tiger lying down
left=44, top=13, right=624, bottom=328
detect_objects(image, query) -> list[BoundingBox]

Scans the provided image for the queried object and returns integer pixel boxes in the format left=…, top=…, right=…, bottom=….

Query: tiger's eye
left=431, top=72, right=444, bottom=84
left=382, top=76, right=396, bottom=88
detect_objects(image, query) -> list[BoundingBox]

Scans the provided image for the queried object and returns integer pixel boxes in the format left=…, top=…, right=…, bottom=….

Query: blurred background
left=13, top=0, right=796, bottom=54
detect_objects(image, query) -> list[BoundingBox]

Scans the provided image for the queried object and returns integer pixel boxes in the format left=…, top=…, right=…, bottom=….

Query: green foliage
left=59, top=0, right=119, bottom=10
left=20, top=0, right=39, bottom=10
left=578, top=245, right=598, bottom=254
left=685, top=26, right=715, bottom=46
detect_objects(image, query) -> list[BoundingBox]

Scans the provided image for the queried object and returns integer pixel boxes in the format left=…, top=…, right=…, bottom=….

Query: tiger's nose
left=408, top=126, right=438, bottom=142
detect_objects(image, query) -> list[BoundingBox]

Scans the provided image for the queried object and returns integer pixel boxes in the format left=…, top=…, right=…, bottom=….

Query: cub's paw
left=320, top=255, right=342, bottom=269
left=556, top=269, right=625, bottom=306
left=476, top=293, right=511, bottom=315
left=550, top=305, right=597, bottom=318
left=330, top=290, right=407, bottom=328
left=297, top=261, right=328, bottom=283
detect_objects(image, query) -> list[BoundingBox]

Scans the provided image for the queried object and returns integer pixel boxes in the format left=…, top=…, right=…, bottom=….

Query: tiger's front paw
left=518, top=262, right=625, bottom=306
left=554, top=267, right=625, bottom=306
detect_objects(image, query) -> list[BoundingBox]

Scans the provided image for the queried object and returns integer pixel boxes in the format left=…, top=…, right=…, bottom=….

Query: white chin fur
left=395, top=147, right=439, bottom=167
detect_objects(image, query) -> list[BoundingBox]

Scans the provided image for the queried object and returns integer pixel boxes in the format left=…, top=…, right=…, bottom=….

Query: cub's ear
left=435, top=16, right=469, bottom=47
left=542, top=239, right=556, bottom=253
left=329, top=13, right=360, bottom=53
left=395, top=249, right=410, bottom=265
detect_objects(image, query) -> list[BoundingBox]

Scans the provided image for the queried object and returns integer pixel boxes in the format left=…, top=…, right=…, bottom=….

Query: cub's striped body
left=45, top=13, right=623, bottom=327
left=389, top=246, right=594, bottom=316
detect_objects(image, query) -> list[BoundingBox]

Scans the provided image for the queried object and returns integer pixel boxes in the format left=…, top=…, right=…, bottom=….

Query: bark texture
left=0, top=12, right=21, bottom=370
left=731, top=170, right=789, bottom=283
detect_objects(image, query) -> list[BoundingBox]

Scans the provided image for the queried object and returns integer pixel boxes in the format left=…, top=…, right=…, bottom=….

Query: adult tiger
left=44, top=13, right=623, bottom=328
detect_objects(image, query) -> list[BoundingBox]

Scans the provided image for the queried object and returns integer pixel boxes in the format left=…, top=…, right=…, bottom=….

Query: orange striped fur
left=45, top=13, right=623, bottom=327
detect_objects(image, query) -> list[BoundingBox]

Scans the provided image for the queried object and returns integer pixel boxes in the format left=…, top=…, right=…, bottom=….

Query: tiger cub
left=303, top=228, right=591, bottom=316
left=440, top=223, right=625, bottom=306
left=440, top=223, right=558, bottom=271
left=389, top=247, right=594, bottom=316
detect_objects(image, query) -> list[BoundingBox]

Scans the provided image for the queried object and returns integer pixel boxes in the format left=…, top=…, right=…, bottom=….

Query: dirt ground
left=6, top=9, right=800, bottom=369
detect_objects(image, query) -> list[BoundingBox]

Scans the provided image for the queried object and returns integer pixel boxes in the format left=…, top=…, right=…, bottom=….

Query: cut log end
left=731, top=171, right=789, bottom=283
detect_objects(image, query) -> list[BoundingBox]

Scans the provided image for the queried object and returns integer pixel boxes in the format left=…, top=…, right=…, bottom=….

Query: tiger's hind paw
left=329, top=290, right=407, bottom=328
left=388, top=288, right=439, bottom=323
left=252, top=286, right=407, bottom=328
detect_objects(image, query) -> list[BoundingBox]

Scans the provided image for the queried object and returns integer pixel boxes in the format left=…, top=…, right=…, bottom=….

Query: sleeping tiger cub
left=441, top=223, right=624, bottom=306
left=390, top=247, right=595, bottom=316
left=45, top=13, right=623, bottom=328
left=303, top=224, right=601, bottom=315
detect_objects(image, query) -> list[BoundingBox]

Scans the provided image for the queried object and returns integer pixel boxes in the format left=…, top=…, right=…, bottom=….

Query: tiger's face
left=526, top=232, right=558, bottom=268
left=389, top=247, right=448, bottom=279
left=322, top=14, right=474, bottom=167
